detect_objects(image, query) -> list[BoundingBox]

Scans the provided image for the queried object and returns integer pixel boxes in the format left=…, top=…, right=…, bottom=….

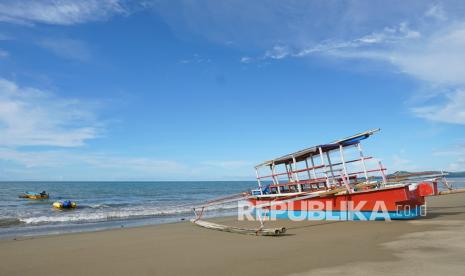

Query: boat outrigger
left=191, top=129, right=464, bottom=235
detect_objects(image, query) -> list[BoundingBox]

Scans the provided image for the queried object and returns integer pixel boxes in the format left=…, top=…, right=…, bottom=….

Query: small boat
left=19, top=191, right=49, bottom=200
left=53, top=200, right=77, bottom=210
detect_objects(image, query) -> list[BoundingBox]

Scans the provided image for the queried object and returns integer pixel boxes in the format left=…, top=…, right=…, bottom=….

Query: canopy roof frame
left=255, top=128, right=380, bottom=168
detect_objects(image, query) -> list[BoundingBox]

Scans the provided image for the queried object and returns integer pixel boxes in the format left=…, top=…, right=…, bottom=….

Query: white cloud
left=252, top=22, right=421, bottom=64
left=432, top=143, right=465, bottom=171
left=181, top=2, right=459, bottom=129
left=0, top=149, right=171, bottom=171
left=434, top=143, right=465, bottom=157
left=0, top=147, right=255, bottom=180
left=255, top=13, right=465, bottom=125
left=300, top=22, right=421, bottom=57
left=347, top=23, right=465, bottom=125
left=37, top=38, right=91, bottom=61
left=265, top=45, right=291, bottom=60
left=82, top=154, right=186, bottom=174
left=0, top=0, right=126, bottom=26
left=150, top=1, right=443, bottom=51
left=0, top=78, right=100, bottom=147
left=201, top=160, right=252, bottom=169
left=425, top=3, right=447, bottom=21
left=0, top=148, right=187, bottom=180
left=412, top=90, right=465, bottom=124
left=390, top=154, right=418, bottom=172
left=262, top=22, right=421, bottom=60
left=0, top=148, right=65, bottom=168
left=307, top=21, right=465, bottom=88
left=447, top=156, right=465, bottom=171
left=0, top=78, right=254, bottom=180
left=0, top=49, right=9, bottom=58
left=240, top=56, right=252, bottom=63
left=179, top=54, right=211, bottom=64
left=387, top=23, right=465, bottom=87
left=0, top=33, right=11, bottom=40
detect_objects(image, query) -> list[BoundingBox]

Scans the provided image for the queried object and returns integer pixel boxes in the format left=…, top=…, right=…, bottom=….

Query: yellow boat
left=19, top=192, right=49, bottom=200
left=53, top=200, right=77, bottom=210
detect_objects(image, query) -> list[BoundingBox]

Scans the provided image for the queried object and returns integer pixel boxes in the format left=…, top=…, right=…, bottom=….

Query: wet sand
left=0, top=193, right=464, bottom=276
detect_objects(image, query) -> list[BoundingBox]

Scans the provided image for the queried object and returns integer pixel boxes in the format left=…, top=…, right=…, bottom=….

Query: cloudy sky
left=0, top=0, right=464, bottom=180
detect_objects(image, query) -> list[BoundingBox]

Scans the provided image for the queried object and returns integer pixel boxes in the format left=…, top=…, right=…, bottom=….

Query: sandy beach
left=1, top=193, right=464, bottom=276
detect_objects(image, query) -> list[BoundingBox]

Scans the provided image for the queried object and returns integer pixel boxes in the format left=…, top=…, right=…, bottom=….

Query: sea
left=0, top=181, right=255, bottom=239
left=1, top=179, right=464, bottom=239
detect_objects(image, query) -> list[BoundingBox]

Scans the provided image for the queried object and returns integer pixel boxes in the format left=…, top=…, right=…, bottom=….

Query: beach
left=3, top=2, right=465, bottom=276
left=1, top=193, right=464, bottom=276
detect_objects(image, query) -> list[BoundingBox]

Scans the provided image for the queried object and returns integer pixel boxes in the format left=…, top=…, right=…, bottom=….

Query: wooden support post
left=255, top=168, right=263, bottom=195
left=318, top=147, right=330, bottom=188
left=340, top=171, right=352, bottom=194
left=272, top=162, right=279, bottom=184
left=310, top=155, right=318, bottom=189
left=305, top=159, right=312, bottom=180
left=357, top=143, right=369, bottom=182
left=272, top=162, right=281, bottom=194
left=285, top=164, right=292, bottom=182
left=292, top=155, right=302, bottom=192
left=269, top=165, right=276, bottom=185
left=441, top=170, right=452, bottom=190
left=326, top=151, right=337, bottom=186
left=339, top=145, right=349, bottom=180
left=310, top=155, right=317, bottom=178
left=193, top=207, right=205, bottom=222
left=378, top=161, right=387, bottom=186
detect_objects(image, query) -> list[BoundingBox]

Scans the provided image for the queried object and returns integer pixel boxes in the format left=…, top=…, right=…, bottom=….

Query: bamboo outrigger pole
left=191, top=219, right=286, bottom=236
left=190, top=192, right=287, bottom=236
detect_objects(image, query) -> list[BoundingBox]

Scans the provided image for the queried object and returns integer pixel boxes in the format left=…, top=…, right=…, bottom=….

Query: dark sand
left=0, top=193, right=464, bottom=276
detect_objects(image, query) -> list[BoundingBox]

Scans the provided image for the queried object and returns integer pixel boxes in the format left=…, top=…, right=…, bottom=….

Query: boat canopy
left=255, top=128, right=380, bottom=168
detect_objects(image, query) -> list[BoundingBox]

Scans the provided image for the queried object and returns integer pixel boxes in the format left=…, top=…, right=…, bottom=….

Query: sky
left=0, top=0, right=464, bottom=181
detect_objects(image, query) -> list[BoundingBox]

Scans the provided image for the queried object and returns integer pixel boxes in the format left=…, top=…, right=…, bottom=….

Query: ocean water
left=0, top=181, right=255, bottom=239
left=1, top=179, right=464, bottom=239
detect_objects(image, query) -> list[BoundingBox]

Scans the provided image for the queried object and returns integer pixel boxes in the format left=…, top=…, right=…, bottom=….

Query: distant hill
left=447, top=171, right=465, bottom=178
left=388, top=171, right=465, bottom=178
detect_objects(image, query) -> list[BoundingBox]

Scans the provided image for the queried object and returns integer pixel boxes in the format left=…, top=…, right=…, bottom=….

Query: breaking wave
left=19, top=203, right=238, bottom=225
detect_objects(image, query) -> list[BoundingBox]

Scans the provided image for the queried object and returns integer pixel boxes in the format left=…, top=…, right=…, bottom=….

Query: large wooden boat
left=247, top=129, right=439, bottom=220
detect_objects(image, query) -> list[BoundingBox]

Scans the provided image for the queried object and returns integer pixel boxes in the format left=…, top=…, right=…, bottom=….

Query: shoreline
left=2, top=221, right=177, bottom=242
left=1, top=193, right=464, bottom=275
left=0, top=214, right=195, bottom=241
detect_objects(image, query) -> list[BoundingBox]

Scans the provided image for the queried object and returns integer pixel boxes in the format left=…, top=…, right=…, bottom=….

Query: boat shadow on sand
left=286, top=221, right=342, bottom=231
left=421, top=209, right=465, bottom=220
left=264, top=210, right=463, bottom=232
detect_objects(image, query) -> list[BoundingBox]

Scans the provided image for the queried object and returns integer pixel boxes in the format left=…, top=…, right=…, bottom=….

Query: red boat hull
left=247, top=183, right=433, bottom=220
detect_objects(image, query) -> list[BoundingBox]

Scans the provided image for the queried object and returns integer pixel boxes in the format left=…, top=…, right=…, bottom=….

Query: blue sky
left=0, top=0, right=464, bottom=180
